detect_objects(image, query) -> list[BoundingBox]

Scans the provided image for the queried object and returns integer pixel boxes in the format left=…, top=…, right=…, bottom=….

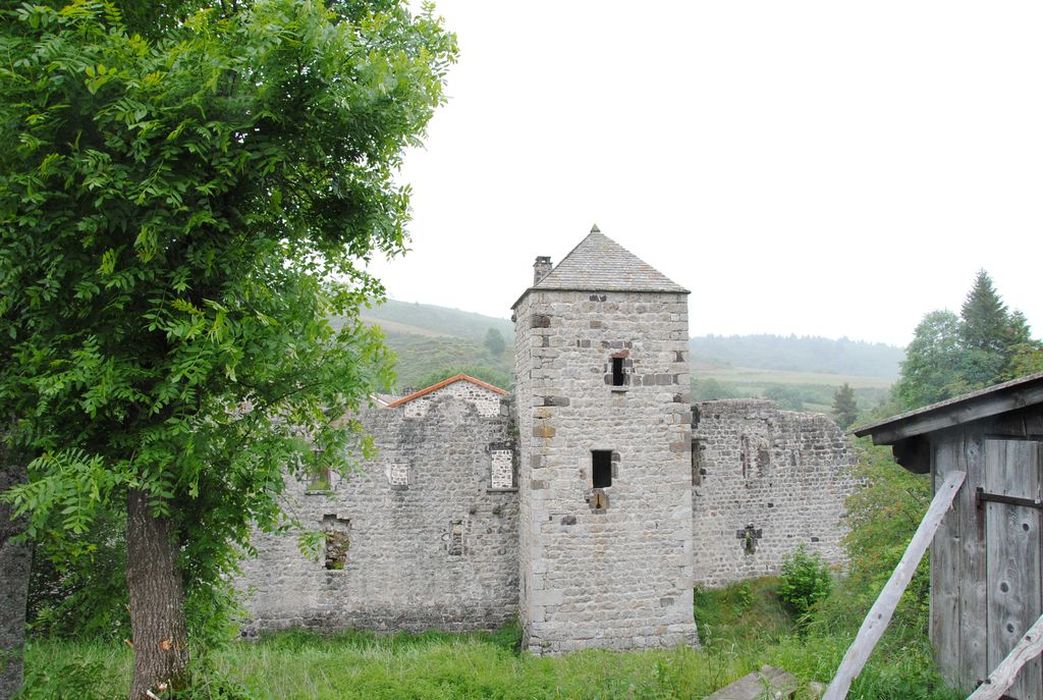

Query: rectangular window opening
left=307, top=466, right=332, bottom=492
left=322, top=515, right=350, bottom=570
left=592, top=450, right=613, bottom=488
left=611, top=357, right=625, bottom=386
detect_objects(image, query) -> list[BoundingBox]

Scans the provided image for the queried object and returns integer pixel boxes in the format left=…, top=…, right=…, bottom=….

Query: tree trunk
left=126, top=489, right=189, bottom=700
left=0, top=445, right=30, bottom=700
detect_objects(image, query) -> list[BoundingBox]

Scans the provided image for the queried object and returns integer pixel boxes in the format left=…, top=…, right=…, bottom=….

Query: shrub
left=778, top=545, right=832, bottom=621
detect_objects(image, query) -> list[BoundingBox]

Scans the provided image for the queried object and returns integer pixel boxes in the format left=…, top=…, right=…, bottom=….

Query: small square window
left=306, top=466, right=332, bottom=492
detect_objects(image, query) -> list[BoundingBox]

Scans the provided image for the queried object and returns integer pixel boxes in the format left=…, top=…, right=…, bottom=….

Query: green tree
left=483, top=327, right=506, bottom=357
left=414, top=366, right=511, bottom=393
left=1004, top=311, right=1043, bottom=380
left=960, top=270, right=1011, bottom=386
left=0, top=1, right=455, bottom=697
left=832, top=382, right=858, bottom=429
left=892, top=310, right=965, bottom=409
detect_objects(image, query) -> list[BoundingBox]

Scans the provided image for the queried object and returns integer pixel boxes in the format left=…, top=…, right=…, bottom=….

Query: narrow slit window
left=611, top=357, right=625, bottom=386
left=592, top=450, right=613, bottom=488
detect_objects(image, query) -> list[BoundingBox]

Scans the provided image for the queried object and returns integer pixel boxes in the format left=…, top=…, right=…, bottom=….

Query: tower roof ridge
left=531, top=230, right=687, bottom=295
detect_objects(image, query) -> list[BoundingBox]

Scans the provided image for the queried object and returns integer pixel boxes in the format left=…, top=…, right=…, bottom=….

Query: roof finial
left=590, top=223, right=600, bottom=233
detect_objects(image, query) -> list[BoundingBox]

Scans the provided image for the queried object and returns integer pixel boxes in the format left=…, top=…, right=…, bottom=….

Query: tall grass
left=20, top=440, right=962, bottom=699
left=22, top=590, right=959, bottom=700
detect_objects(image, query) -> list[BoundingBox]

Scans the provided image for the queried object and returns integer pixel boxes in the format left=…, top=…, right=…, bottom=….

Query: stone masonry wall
left=515, top=289, right=699, bottom=654
left=402, top=379, right=503, bottom=418
left=691, top=399, right=857, bottom=587
left=241, top=383, right=519, bottom=633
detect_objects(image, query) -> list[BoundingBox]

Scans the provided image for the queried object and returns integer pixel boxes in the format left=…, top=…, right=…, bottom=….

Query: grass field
left=21, top=578, right=958, bottom=700
left=693, top=365, right=892, bottom=390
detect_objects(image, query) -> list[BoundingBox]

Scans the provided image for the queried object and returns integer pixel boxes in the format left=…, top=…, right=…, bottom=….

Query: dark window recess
left=322, top=514, right=350, bottom=570
left=691, top=440, right=701, bottom=486
left=592, top=450, right=613, bottom=488
left=611, top=357, right=625, bottom=386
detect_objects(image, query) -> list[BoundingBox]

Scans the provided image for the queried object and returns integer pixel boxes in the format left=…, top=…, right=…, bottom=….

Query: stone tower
left=512, top=227, right=699, bottom=653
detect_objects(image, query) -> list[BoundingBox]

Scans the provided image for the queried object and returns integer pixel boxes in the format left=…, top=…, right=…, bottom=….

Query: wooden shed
left=855, top=371, right=1043, bottom=698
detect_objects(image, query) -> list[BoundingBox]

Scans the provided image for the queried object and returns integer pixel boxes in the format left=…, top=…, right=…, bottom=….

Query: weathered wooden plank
left=958, top=428, right=989, bottom=691
left=822, top=470, right=966, bottom=700
left=932, top=436, right=962, bottom=687
left=984, top=438, right=1043, bottom=700
left=988, top=405, right=1043, bottom=439
left=968, top=612, right=1043, bottom=700
left=855, top=379, right=1043, bottom=445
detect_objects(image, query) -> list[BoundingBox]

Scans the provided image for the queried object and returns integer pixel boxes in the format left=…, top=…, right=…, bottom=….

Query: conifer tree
left=832, top=383, right=858, bottom=429
left=961, top=270, right=1010, bottom=353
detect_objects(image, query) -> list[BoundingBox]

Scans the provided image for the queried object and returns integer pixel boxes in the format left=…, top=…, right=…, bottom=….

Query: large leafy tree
left=891, top=310, right=965, bottom=410
left=0, top=1, right=455, bottom=697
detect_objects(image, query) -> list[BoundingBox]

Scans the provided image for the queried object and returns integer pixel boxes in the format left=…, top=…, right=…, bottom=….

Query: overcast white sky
left=368, top=1, right=1043, bottom=347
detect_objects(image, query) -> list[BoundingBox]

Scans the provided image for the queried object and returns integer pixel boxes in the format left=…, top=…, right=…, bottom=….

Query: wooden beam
left=856, top=384, right=1043, bottom=445
left=967, top=612, right=1043, bottom=700
left=823, top=470, right=966, bottom=700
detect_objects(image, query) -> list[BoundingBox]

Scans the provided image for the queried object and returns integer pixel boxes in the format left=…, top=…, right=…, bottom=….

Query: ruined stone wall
left=240, top=384, right=519, bottom=634
left=514, top=289, right=699, bottom=654
left=690, top=399, right=857, bottom=587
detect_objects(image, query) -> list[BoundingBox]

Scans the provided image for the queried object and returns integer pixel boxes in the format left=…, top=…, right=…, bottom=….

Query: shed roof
left=384, top=374, right=508, bottom=408
left=853, top=371, right=1043, bottom=445
left=512, top=228, right=688, bottom=309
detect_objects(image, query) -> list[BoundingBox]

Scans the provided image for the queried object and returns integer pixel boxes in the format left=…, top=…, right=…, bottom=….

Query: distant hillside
left=691, top=334, right=904, bottom=380
left=361, top=299, right=513, bottom=343
left=358, top=300, right=513, bottom=392
left=358, top=301, right=905, bottom=407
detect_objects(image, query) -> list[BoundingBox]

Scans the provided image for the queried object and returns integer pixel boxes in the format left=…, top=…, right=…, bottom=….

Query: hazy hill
left=359, top=300, right=905, bottom=409
left=361, top=299, right=514, bottom=343
left=691, top=334, right=904, bottom=380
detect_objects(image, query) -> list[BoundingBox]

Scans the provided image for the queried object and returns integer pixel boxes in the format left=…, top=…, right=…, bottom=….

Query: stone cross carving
left=736, top=524, right=762, bottom=555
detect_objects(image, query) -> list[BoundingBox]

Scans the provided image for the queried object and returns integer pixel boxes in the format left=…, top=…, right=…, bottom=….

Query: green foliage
left=831, top=382, right=858, bottom=429
left=26, top=590, right=963, bottom=700
left=693, top=578, right=791, bottom=648
left=381, top=332, right=513, bottom=392
left=27, top=512, right=129, bottom=640
left=413, top=365, right=511, bottom=393
left=960, top=270, right=1010, bottom=360
left=777, top=546, right=832, bottom=622
left=19, top=642, right=120, bottom=700
left=827, top=440, right=932, bottom=629
left=0, top=0, right=456, bottom=679
left=361, top=299, right=514, bottom=343
left=690, top=377, right=741, bottom=401
left=483, top=327, right=506, bottom=357
left=892, top=310, right=966, bottom=409
left=893, top=271, right=1041, bottom=411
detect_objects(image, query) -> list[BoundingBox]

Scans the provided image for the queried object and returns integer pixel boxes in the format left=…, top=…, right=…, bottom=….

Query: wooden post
left=823, top=470, right=965, bottom=700
left=967, top=612, right=1043, bottom=700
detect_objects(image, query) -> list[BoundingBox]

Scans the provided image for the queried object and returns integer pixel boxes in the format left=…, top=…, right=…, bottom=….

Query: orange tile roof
left=385, top=374, right=509, bottom=408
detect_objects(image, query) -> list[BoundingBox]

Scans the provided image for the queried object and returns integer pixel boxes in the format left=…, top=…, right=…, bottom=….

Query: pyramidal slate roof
left=514, top=229, right=687, bottom=308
